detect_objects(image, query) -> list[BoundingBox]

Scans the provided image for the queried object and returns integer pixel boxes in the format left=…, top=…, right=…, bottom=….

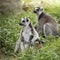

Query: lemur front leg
left=20, top=42, right=25, bottom=52
left=14, top=37, right=21, bottom=53
left=31, top=35, right=42, bottom=48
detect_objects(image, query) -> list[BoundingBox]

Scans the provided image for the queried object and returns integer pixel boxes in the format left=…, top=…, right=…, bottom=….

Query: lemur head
left=19, top=17, right=30, bottom=26
left=34, top=7, right=44, bottom=15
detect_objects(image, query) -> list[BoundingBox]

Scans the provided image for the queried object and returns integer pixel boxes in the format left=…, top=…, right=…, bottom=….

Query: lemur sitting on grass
left=14, top=17, right=43, bottom=53
left=34, top=7, right=58, bottom=37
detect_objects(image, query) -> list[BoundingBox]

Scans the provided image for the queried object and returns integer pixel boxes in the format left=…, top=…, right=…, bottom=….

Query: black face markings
left=19, top=23, right=22, bottom=25
left=29, top=23, right=34, bottom=34
left=40, top=8, right=43, bottom=11
left=22, top=20, right=25, bottom=23
left=34, top=7, right=39, bottom=13
left=36, top=8, right=39, bottom=11
left=34, top=10, right=37, bottom=13
left=26, top=18, right=29, bottom=22
left=34, top=7, right=44, bottom=20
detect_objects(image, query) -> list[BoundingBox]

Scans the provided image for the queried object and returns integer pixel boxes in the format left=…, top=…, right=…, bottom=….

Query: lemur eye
left=36, top=9, right=39, bottom=11
left=22, top=20, right=25, bottom=23
left=26, top=19, right=29, bottom=22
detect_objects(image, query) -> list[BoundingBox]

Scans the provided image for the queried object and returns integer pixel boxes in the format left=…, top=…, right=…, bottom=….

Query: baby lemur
left=34, top=7, right=58, bottom=37
left=14, top=17, right=42, bottom=53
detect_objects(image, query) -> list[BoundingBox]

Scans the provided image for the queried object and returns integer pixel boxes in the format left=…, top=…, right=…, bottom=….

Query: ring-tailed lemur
left=14, top=17, right=43, bottom=53
left=34, top=7, right=58, bottom=37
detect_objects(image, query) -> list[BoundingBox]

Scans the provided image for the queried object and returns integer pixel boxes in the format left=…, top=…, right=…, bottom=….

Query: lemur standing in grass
left=14, top=17, right=43, bottom=53
left=34, top=7, right=58, bottom=37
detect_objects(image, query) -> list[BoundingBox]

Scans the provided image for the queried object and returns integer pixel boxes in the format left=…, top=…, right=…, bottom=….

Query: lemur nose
left=19, top=23, right=23, bottom=25
left=34, top=10, right=36, bottom=13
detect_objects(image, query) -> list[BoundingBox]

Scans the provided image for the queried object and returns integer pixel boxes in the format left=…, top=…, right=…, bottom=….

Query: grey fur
left=14, top=17, right=42, bottom=53
left=34, top=7, right=58, bottom=37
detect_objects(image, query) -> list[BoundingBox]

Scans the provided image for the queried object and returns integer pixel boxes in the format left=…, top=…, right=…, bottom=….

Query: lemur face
left=34, top=7, right=43, bottom=15
left=19, top=17, right=30, bottom=26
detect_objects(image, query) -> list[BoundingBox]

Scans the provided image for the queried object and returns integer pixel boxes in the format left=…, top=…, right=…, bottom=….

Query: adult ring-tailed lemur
left=14, top=17, right=43, bottom=53
left=34, top=7, right=58, bottom=37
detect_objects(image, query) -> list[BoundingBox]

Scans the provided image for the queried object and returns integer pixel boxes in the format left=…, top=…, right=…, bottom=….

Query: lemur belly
left=22, top=26, right=32, bottom=42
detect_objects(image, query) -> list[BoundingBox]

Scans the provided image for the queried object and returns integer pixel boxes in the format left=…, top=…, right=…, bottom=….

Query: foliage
left=0, top=0, right=60, bottom=60
left=0, top=0, right=21, bottom=15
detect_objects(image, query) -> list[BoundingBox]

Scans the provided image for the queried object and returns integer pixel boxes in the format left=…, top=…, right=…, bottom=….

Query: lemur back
left=34, top=7, right=58, bottom=37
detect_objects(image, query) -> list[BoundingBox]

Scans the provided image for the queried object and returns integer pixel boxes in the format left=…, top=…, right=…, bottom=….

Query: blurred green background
left=0, top=0, right=60, bottom=60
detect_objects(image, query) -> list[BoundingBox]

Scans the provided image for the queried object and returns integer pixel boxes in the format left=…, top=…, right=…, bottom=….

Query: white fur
left=31, top=29, right=40, bottom=45
left=14, top=18, right=40, bottom=53
left=14, top=25, right=40, bottom=52
left=43, top=23, right=52, bottom=37
left=14, top=37, right=21, bottom=53
left=38, top=11, right=43, bottom=15
left=20, top=42, right=24, bottom=52
left=22, top=25, right=39, bottom=44
left=22, top=26, right=32, bottom=43
left=35, top=7, right=43, bottom=16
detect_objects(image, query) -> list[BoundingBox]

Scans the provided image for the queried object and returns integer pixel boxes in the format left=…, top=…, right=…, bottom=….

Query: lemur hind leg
left=14, top=38, right=21, bottom=53
left=20, top=42, right=25, bottom=52
left=43, top=23, right=52, bottom=37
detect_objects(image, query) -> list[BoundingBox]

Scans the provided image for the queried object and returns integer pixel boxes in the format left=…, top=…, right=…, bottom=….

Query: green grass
left=0, top=1, right=60, bottom=60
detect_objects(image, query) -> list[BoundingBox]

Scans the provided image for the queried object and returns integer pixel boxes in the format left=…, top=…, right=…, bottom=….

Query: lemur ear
left=25, top=17, right=30, bottom=22
left=26, top=18, right=29, bottom=22
left=27, top=16, right=30, bottom=19
left=21, top=18, right=24, bottom=21
left=40, top=7, right=44, bottom=11
left=27, top=17, right=31, bottom=20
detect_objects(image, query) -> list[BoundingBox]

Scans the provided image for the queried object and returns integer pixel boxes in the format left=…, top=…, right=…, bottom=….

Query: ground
left=0, top=0, right=60, bottom=60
